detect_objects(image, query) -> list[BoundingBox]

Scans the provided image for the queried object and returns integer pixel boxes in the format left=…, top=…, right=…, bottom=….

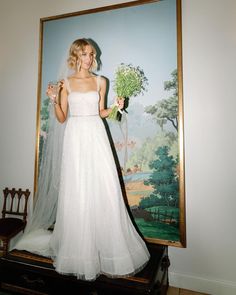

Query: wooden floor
left=168, top=287, right=209, bottom=295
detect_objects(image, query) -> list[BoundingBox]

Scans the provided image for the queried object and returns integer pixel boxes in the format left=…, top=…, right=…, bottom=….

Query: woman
left=23, top=38, right=150, bottom=281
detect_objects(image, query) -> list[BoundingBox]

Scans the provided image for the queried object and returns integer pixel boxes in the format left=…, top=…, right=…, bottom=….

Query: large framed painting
left=35, top=0, right=186, bottom=247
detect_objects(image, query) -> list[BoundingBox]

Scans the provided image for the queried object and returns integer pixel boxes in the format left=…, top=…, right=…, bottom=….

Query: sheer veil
left=13, top=51, right=71, bottom=254
left=24, top=106, right=65, bottom=233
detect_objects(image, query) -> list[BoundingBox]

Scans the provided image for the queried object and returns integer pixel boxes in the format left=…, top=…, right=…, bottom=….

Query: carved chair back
left=2, top=187, right=30, bottom=223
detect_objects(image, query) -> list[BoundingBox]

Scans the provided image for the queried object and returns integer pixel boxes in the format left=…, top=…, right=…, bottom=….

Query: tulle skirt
left=15, top=116, right=150, bottom=281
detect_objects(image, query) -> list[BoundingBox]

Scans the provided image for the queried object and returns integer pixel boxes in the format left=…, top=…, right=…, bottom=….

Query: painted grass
left=135, top=218, right=180, bottom=241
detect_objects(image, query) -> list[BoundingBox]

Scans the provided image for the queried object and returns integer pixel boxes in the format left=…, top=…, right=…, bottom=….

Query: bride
left=15, top=38, right=150, bottom=281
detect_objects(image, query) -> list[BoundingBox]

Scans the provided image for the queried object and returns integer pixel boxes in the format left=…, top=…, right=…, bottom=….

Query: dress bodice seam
left=65, top=76, right=100, bottom=94
left=69, top=90, right=98, bottom=95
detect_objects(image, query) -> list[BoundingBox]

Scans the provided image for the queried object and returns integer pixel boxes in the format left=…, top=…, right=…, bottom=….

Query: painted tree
left=39, top=98, right=50, bottom=165
left=144, top=145, right=179, bottom=207
left=40, top=98, right=50, bottom=133
left=145, top=69, right=178, bottom=131
left=127, top=131, right=178, bottom=172
left=139, top=193, right=166, bottom=209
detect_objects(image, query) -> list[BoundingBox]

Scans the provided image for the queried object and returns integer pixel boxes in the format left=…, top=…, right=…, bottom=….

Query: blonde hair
left=67, top=38, right=97, bottom=71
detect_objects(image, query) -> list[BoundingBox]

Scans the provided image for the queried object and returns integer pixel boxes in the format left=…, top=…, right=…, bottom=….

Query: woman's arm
left=99, top=77, right=112, bottom=118
left=47, top=81, right=68, bottom=123
left=99, top=77, right=124, bottom=118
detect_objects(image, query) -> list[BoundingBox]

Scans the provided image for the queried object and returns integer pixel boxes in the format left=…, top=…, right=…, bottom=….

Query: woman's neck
left=74, top=69, right=93, bottom=79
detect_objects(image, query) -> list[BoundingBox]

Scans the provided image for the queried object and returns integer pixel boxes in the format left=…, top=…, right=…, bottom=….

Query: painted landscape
left=38, top=0, right=182, bottom=245
left=108, top=69, right=180, bottom=242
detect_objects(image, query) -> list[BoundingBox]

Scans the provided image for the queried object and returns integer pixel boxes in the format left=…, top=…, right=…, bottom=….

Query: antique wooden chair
left=0, top=187, right=30, bottom=256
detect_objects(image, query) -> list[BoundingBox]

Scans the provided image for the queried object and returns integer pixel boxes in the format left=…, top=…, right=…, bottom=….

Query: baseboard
left=169, top=271, right=236, bottom=295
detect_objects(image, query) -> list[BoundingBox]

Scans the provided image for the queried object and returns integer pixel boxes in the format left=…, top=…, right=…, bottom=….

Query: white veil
left=12, top=102, right=66, bottom=255
left=13, top=51, right=71, bottom=254
left=24, top=47, right=73, bottom=234
left=25, top=106, right=65, bottom=233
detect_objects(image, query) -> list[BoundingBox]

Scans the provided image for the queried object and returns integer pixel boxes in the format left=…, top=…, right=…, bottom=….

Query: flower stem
left=108, top=105, right=119, bottom=120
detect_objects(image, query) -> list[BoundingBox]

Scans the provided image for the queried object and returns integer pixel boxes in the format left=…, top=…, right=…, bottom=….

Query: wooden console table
left=0, top=243, right=169, bottom=295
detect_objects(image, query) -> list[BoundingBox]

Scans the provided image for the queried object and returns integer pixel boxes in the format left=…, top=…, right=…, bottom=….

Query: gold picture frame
left=34, top=0, right=186, bottom=247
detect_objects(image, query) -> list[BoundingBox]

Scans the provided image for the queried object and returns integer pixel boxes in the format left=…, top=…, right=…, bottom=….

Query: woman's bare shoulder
left=99, top=75, right=107, bottom=86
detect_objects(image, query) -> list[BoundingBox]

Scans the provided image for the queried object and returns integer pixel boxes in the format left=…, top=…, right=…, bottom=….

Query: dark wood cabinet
left=0, top=243, right=169, bottom=295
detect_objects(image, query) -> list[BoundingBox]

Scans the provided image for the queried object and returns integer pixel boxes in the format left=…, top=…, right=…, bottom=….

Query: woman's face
left=79, top=45, right=94, bottom=71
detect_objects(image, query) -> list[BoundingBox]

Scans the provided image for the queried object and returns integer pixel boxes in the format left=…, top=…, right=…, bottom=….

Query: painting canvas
left=36, top=0, right=186, bottom=247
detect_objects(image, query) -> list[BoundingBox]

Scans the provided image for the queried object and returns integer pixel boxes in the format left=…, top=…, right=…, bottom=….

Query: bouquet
left=108, top=63, right=148, bottom=121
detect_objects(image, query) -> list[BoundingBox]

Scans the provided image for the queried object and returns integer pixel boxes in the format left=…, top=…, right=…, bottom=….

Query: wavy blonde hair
left=67, top=38, right=97, bottom=72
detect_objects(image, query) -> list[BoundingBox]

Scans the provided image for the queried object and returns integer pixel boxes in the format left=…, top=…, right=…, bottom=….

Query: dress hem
left=52, top=259, right=150, bottom=281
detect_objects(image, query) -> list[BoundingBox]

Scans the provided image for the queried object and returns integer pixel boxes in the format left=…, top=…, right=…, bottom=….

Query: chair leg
left=2, top=240, right=9, bottom=256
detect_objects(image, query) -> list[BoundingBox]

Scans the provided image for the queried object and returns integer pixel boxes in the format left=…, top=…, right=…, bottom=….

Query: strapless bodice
left=68, top=91, right=99, bottom=117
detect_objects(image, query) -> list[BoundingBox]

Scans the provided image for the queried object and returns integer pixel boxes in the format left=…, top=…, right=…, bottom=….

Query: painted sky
left=42, top=0, right=177, bottom=103
left=41, top=0, right=178, bottom=162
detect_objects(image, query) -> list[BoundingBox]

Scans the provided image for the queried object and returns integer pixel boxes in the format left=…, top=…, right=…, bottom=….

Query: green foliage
left=140, top=194, right=164, bottom=209
left=135, top=218, right=180, bottom=241
left=40, top=98, right=50, bottom=133
left=113, top=63, right=148, bottom=98
left=108, top=63, right=148, bottom=121
left=164, top=69, right=178, bottom=96
left=147, top=205, right=179, bottom=218
left=127, top=131, right=178, bottom=171
left=144, top=146, right=179, bottom=207
left=38, top=97, right=50, bottom=167
left=39, top=135, right=45, bottom=169
left=145, top=69, right=178, bottom=131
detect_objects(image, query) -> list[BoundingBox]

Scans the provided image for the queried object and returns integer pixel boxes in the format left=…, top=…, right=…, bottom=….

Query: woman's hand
left=117, top=97, right=125, bottom=110
left=46, top=80, right=64, bottom=104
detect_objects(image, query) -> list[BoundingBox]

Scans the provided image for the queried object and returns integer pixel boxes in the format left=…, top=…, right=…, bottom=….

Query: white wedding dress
left=15, top=76, right=150, bottom=281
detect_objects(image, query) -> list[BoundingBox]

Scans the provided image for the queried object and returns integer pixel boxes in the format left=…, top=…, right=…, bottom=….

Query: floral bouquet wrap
left=108, top=63, right=148, bottom=121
